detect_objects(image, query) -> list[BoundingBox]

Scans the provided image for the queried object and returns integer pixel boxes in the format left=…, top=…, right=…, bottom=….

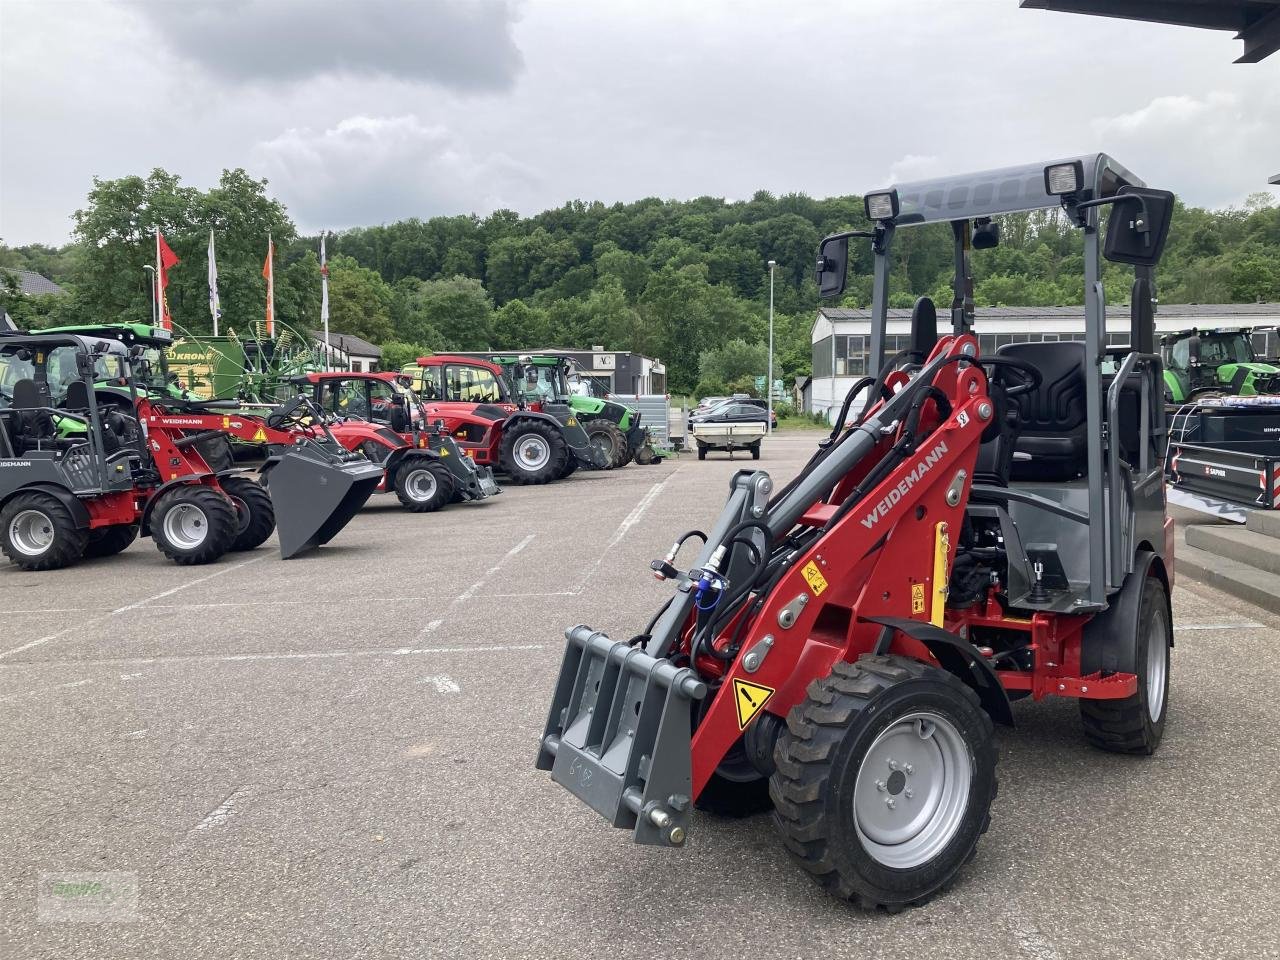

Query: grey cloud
left=135, top=0, right=523, bottom=91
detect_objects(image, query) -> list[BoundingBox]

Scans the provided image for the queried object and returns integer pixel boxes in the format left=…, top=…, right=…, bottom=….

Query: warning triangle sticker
left=252, top=426, right=268, bottom=442
left=732, top=678, right=775, bottom=730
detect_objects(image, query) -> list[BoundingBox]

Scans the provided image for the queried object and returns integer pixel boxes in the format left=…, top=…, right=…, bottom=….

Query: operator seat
left=999, top=341, right=1088, bottom=482
left=10, top=379, right=56, bottom=452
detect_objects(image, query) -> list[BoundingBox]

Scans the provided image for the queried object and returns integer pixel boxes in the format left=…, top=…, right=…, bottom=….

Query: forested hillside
left=3, top=168, right=1278, bottom=393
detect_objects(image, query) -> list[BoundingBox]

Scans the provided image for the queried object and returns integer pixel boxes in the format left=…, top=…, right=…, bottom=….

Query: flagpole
left=154, top=228, right=162, bottom=328
left=208, top=230, right=220, bottom=337
left=320, top=232, right=331, bottom=372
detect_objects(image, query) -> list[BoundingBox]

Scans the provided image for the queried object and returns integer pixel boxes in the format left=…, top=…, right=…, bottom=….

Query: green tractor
left=492, top=354, right=652, bottom=468
left=1161, top=327, right=1280, bottom=404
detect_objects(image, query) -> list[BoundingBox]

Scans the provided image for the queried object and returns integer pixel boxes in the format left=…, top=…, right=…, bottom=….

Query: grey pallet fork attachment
left=265, top=444, right=383, bottom=559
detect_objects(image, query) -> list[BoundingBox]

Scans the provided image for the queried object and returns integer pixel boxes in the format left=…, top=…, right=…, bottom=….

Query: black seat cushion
left=11, top=378, right=56, bottom=447
left=998, top=341, right=1088, bottom=482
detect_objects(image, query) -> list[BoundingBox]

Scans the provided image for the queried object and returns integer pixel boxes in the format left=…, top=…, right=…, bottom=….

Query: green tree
left=326, top=254, right=394, bottom=344
left=699, top=338, right=768, bottom=385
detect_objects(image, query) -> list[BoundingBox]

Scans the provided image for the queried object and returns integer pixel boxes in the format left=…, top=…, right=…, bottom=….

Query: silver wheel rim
left=514, top=435, right=551, bottom=471
left=162, top=503, right=209, bottom=550
left=405, top=468, right=438, bottom=502
left=1146, top=606, right=1169, bottom=722
left=8, top=509, right=55, bottom=557
left=853, top=711, right=973, bottom=869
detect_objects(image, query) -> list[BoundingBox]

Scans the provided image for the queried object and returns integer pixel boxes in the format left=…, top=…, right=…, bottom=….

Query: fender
left=505, top=410, right=565, bottom=431
left=1081, top=549, right=1169, bottom=676
left=864, top=615, right=1014, bottom=726
left=140, top=473, right=217, bottom=535
left=3, top=482, right=92, bottom=529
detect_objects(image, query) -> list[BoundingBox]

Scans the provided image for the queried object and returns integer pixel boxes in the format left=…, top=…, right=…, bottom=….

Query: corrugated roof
left=311, top=330, right=383, bottom=358
left=3, top=269, right=67, bottom=296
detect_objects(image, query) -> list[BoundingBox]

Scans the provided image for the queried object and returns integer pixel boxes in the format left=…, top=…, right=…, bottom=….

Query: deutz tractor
left=404, top=354, right=605, bottom=484
left=490, top=353, right=652, bottom=469
left=291, top=371, right=500, bottom=512
left=537, top=154, right=1176, bottom=910
left=1161, top=327, right=1280, bottom=403
left=0, top=331, right=381, bottom=569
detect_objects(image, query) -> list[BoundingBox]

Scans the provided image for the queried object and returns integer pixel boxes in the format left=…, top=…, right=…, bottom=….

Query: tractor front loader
left=537, top=155, right=1176, bottom=911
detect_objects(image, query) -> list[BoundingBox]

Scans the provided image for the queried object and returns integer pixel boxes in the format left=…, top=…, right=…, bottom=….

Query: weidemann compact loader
left=537, top=155, right=1176, bottom=910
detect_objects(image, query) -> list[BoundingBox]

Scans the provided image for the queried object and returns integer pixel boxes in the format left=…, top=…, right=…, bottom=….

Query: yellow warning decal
left=222, top=416, right=230, bottom=429
left=439, top=446, right=450, bottom=456
left=801, top=561, right=828, bottom=596
left=252, top=426, right=268, bottom=442
left=733, top=678, right=775, bottom=730
left=911, top=583, right=926, bottom=614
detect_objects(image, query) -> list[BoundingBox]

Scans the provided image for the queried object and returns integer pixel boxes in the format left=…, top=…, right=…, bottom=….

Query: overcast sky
left=2, top=0, right=1278, bottom=245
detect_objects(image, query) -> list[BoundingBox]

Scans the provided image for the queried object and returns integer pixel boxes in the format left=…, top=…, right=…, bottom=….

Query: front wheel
left=771, top=655, right=997, bottom=911
left=499, top=420, right=567, bottom=485
left=0, top=492, right=87, bottom=571
left=394, top=459, right=455, bottom=512
left=83, top=523, right=139, bottom=559
left=151, top=486, right=236, bottom=565
left=583, top=420, right=624, bottom=470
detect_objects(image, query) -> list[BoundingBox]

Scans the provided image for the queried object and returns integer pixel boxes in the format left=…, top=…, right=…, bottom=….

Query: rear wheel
left=697, top=443, right=708, bottom=461
left=771, top=655, right=997, bottom=911
left=750, top=442, right=761, bottom=460
left=1080, top=576, right=1170, bottom=755
left=584, top=421, right=624, bottom=470
left=394, top=459, right=454, bottom=512
left=151, top=486, right=236, bottom=565
left=220, top=476, right=276, bottom=551
left=499, top=420, right=566, bottom=485
left=0, top=493, right=87, bottom=571
left=83, top=523, right=139, bottom=559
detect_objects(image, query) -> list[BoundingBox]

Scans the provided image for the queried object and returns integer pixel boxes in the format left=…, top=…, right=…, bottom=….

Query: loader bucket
left=537, top=625, right=705, bottom=847
left=264, top=444, right=384, bottom=559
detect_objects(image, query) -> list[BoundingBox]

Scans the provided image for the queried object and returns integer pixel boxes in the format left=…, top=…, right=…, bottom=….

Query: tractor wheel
left=1080, top=576, right=1171, bottom=755
left=83, top=523, right=139, bottom=559
left=695, top=739, right=774, bottom=817
left=220, top=476, right=276, bottom=551
left=750, top=442, right=762, bottom=461
left=0, top=492, right=88, bottom=571
left=499, top=420, right=566, bottom=485
left=195, top=433, right=235, bottom=473
left=394, top=460, right=455, bottom=513
left=151, top=486, right=237, bottom=566
left=584, top=421, right=624, bottom=470
left=771, top=655, right=997, bottom=911
left=697, top=444, right=708, bottom=461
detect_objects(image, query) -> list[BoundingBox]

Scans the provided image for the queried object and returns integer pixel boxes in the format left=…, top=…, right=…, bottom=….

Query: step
left=1185, top=524, right=1280, bottom=576
left=1174, top=526, right=1280, bottom=616
left=1245, top=509, right=1280, bottom=539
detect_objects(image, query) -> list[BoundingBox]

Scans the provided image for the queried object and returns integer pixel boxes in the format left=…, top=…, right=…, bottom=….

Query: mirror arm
left=1063, top=193, right=1149, bottom=231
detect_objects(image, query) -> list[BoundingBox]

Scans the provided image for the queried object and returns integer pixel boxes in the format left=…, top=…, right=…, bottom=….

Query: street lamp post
left=142, top=265, right=158, bottom=327
left=766, top=260, right=777, bottom=434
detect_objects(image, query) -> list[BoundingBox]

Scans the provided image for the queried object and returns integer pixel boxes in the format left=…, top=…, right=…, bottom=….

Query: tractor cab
left=1160, top=327, right=1280, bottom=401
left=537, top=154, right=1179, bottom=912
left=300, top=371, right=423, bottom=434
left=40, top=321, right=184, bottom=404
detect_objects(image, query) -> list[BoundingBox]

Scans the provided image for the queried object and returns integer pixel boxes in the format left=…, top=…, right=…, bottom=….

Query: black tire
left=220, top=476, right=276, bottom=551
left=695, top=739, right=774, bottom=817
left=750, top=442, right=761, bottom=460
left=771, top=655, right=998, bottom=911
left=150, top=485, right=236, bottom=565
left=394, top=459, right=454, bottom=513
left=584, top=420, right=624, bottom=470
left=697, top=444, right=708, bottom=461
left=83, top=523, right=139, bottom=559
left=195, top=434, right=235, bottom=473
left=499, top=420, right=566, bottom=485
left=0, top=492, right=87, bottom=571
left=1080, top=576, right=1171, bottom=755
left=557, top=455, right=579, bottom=479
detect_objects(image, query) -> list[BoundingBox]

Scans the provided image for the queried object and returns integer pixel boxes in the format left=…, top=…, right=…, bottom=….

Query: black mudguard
left=1081, top=549, right=1170, bottom=676
left=863, top=616, right=1015, bottom=726
left=9, top=482, right=92, bottom=530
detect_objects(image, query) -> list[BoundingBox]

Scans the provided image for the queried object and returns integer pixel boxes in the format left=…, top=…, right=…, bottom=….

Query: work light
left=1044, top=161, right=1084, bottom=196
left=863, top=190, right=899, bottom=221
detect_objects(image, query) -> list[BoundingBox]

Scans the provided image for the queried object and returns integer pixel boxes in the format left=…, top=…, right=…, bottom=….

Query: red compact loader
left=537, top=155, right=1177, bottom=910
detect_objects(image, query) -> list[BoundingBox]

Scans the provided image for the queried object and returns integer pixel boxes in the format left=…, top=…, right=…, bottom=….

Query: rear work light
left=864, top=190, right=899, bottom=221
left=1044, top=161, right=1084, bottom=196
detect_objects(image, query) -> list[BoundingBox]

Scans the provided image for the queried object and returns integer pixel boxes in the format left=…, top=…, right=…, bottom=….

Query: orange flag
left=262, top=236, right=275, bottom=338
left=156, top=230, right=180, bottom=331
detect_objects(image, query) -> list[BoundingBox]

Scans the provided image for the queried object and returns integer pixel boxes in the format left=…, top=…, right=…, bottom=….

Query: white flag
left=207, top=230, right=221, bottom=336
left=320, top=233, right=331, bottom=370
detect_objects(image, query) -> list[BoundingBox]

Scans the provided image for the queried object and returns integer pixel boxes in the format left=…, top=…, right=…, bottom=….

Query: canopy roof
left=881, top=153, right=1144, bottom=227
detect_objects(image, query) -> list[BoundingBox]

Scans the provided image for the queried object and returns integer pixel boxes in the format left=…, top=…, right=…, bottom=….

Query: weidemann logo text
left=860, top=440, right=949, bottom=529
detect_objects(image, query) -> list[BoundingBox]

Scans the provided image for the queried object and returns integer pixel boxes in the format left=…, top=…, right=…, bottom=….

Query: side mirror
left=972, top=219, right=1000, bottom=250
left=389, top=405, right=409, bottom=433
left=815, top=235, right=849, bottom=299
left=1104, top=186, right=1174, bottom=266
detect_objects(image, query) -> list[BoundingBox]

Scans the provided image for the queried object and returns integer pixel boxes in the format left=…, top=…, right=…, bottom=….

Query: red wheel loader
left=0, top=332, right=381, bottom=570
left=536, top=155, right=1177, bottom=910
left=291, top=371, right=500, bottom=512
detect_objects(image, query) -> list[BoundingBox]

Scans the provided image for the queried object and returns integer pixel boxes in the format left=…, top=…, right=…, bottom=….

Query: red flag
left=262, top=237, right=275, bottom=337
left=156, top=230, right=180, bottom=331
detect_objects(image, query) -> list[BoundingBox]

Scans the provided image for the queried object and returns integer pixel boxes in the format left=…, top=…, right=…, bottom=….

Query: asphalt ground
left=1, top=432, right=1278, bottom=960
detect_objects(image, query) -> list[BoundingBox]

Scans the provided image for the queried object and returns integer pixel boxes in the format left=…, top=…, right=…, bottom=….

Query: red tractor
left=537, top=155, right=1177, bottom=910
left=290, top=371, right=500, bottom=512
left=0, top=332, right=381, bottom=569
left=403, top=354, right=606, bottom=484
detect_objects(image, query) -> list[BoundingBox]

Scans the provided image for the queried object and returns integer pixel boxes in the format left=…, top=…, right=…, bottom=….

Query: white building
left=808, top=303, right=1280, bottom=418
left=311, top=330, right=383, bottom=372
